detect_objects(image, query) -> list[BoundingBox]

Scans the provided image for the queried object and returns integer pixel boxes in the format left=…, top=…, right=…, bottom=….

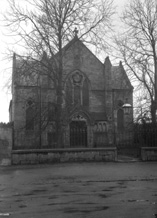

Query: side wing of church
left=9, top=36, right=133, bottom=150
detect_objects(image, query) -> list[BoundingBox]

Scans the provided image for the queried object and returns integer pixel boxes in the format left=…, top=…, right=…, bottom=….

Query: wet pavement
left=117, top=154, right=141, bottom=162
left=0, top=161, right=157, bottom=218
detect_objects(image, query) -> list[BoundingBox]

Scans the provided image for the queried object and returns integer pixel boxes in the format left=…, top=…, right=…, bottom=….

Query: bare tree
left=115, top=0, right=157, bottom=123
left=5, top=0, right=114, bottom=147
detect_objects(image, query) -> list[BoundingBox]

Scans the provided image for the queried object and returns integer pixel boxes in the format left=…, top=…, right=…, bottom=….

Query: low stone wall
left=11, top=147, right=117, bottom=165
left=141, top=147, right=157, bottom=161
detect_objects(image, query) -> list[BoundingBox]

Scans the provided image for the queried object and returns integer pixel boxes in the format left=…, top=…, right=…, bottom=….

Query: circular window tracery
left=72, top=72, right=83, bottom=84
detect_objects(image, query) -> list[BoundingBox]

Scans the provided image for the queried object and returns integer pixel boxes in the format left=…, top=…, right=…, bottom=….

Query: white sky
left=0, top=0, right=127, bottom=123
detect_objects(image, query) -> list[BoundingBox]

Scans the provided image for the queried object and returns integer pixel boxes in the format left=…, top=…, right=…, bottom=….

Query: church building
left=9, top=34, right=133, bottom=151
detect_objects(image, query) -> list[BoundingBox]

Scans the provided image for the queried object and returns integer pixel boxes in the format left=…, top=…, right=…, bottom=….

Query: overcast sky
left=0, top=0, right=127, bottom=123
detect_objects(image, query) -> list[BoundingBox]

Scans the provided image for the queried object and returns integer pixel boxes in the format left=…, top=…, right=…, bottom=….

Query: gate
left=116, top=125, right=157, bottom=158
left=70, top=121, right=87, bottom=147
left=116, top=131, right=141, bottom=158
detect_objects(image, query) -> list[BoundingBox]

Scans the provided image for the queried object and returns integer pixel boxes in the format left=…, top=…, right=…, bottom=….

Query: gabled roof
left=111, top=62, right=133, bottom=90
left=61, top=35, right=104, bottom=66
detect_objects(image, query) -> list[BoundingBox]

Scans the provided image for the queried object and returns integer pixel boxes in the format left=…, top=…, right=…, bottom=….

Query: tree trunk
left=56, top=28, right=63, bottom=148
left=152, top=40, right=157, bottom=122
left=56, top=85, right=63, bottom=148
left=151, top=100, right=156, bottom=124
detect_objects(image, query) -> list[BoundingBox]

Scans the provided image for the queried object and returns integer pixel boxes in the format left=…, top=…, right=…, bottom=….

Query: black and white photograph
left=0, top=0, right=157, bottom=217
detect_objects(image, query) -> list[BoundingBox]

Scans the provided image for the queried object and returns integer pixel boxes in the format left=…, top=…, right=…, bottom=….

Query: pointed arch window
left=82, top=78, right=89, bottom=106
left=65, top=72, right=89, bottom=107
left=66, top=78, right=73, bottom=106
left=26, top=99, right=35, bottom=130
left=117, top=109, right=124, bottom=131
left=48, top=102, right=56, bottom=121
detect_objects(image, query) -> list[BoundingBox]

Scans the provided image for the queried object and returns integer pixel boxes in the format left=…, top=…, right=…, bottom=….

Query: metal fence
left=116, top=124, right=157, bottom=157
left=13, top=123, right=157, bottom=152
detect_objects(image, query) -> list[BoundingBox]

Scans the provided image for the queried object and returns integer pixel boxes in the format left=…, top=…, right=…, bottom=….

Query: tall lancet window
left=26, top=99, right=35, bottom=130
left=117, top=109, right=124, bottom=131
left=65, top=71, right=89, bottom=107
left=82, top=78, right=89, bottom=106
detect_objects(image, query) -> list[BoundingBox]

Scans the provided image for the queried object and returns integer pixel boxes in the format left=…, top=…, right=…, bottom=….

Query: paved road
left=0, top=162, right=157, bottom=218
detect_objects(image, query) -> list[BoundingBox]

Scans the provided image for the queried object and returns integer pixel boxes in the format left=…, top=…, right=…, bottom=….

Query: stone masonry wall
left=12, top=148, right=117, bottom=165
left=141, top=147, right=157, bottom=161
left=0, top=124, right=12, bottom=165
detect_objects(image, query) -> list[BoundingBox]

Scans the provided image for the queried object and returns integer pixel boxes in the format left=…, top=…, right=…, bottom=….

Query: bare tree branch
left=115, top=0, right=157, bottom=123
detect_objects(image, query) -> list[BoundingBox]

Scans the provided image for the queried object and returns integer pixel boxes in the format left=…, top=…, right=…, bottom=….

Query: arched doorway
left=70, top=114, right=87, bottom=147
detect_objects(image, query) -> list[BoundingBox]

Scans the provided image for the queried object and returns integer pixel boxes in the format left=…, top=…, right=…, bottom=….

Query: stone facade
left=10, top=36, right=133, bottom=151
left=0, top=123, right=12, bottom=165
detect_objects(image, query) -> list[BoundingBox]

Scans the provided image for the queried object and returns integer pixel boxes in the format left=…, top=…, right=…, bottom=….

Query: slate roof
left=111, top=65, right=133, bottom=90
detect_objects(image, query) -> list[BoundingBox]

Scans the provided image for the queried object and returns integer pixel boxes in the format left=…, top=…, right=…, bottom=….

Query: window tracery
left=65, top=71, right=89, bottom=107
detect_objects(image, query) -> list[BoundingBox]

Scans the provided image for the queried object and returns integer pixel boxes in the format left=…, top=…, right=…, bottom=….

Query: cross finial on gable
left=74, top=27, right=78, bottom=37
